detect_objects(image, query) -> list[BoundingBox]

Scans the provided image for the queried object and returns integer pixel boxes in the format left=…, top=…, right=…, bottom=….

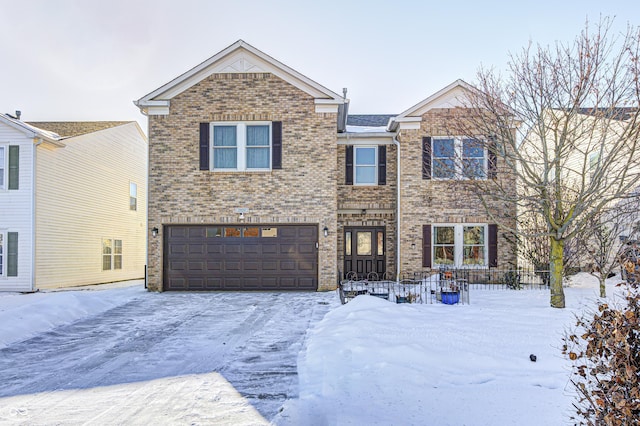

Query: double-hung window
left=432, top=224, right=487, bottom=266
left=211, top=122, right=271, bottom=171
left=354, top=146, right=377, bottom=185
left=102, top=238, right=123, bottom=271
left=0, top=231, right=18, bottom=277
left=432, top=137, right=486, bottom=179
left=0, top=146, right=5, bottom=190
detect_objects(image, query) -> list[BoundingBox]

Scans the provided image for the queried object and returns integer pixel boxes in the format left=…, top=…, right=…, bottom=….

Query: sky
left=1, top=0, right=638, bottom=133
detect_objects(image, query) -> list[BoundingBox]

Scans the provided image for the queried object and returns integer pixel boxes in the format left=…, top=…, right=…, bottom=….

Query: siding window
left=431, top=224, right=488, bottom=267
left=0, top=147, right=4, bottom=190
left=211, top=122, right=271, bottom=171
left=8, top=146, right=19, bottom=190
left=0, top=232, right=4, bottom=276
left=102, top=238, right=123, bottom=271
left=431, top=137, right=486, bottom=180
left=3, top=232, right=18, bottom=277
left=129, top=182, right=137, bottom=211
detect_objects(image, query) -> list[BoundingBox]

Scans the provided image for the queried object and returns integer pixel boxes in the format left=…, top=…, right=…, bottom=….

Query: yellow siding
left=34, top=123, right=147, bottom=289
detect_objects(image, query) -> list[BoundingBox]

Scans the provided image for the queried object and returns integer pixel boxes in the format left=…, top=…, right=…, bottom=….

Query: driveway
left=0, top=287, right=338, bottom=425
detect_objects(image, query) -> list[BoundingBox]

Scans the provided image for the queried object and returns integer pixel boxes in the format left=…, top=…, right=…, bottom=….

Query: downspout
left=32, top=138, right=44, bottom=291
left=393, top=136, right=401, bottom=281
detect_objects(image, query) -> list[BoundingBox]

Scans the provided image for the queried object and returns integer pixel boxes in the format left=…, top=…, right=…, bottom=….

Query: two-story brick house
left=136, top=40, right=516, bottom=292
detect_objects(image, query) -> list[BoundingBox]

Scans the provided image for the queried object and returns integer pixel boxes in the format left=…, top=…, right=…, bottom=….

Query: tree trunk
left=549, top=237, right=566, bottom=308
left=599, top=275, right=607, bottom=298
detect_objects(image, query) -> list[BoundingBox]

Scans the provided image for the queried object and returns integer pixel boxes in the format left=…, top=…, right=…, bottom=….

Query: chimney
left=15, top=110, right=21, bottom=120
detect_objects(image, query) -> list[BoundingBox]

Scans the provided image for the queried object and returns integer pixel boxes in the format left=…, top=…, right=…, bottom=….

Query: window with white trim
left=211, top=122, right=271, bottom=171
left=433, top=224, right=487, bottom=266
left=129, top=182, right=137, bottom=211
left=354, top=146, right=377, bottom=185
left=0, top=146, right=5, bottom=190
left=0, top=231, right=4, bottom=276
left=432, top=137, right=486, bottom=179
left=102, top=238, right=123, bottom=270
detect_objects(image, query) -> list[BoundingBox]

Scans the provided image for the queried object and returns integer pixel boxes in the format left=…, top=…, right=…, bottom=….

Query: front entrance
left=343, top=227, right=386, bottom=279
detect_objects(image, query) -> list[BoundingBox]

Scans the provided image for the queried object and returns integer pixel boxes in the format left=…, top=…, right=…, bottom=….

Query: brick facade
left=396, top=108, right=517, bottom=274
left=140, top=43, right=517, bottom=291
left=146, top=73, right=338, bottom=291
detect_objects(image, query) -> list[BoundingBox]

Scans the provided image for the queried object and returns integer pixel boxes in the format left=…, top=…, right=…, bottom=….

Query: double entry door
left=344, top=227, right=386, bottom=280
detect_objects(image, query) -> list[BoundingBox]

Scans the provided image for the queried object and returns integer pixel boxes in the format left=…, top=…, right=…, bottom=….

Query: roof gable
left=135, top=40, right=345, bottom=115
left=389, top=80, right=477, bottom=131
left=0, top=114, right=65, bottom=147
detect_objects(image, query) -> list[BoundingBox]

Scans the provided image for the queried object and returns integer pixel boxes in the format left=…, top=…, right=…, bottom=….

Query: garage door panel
left=189, top=244, right=205, bottom=255
left=263, top=261, right=277, bottom=270
left=224, top=244, right=242, bottom=255
left=164, top=225, right=318, bottom=291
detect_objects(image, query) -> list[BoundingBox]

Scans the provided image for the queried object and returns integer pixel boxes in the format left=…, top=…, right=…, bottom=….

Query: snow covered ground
left=0, top=274, right=625, bottom=425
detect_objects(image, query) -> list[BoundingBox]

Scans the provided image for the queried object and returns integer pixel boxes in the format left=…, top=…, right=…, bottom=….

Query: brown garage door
left=163, top=224, right=318, bottom=291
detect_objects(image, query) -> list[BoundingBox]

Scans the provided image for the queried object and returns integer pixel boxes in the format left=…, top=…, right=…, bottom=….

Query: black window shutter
left=488, top=224, right=498, bottom=267
left=8, top=145, right=19, bottom=190
left=422, top=224, right=432, bottom=268
left=487, top=135, right=497, bottom=179
left=7, top=232, right=18, bottom=277
left=199, top=123, right=210, bottom=171
left=272, top=121, right=282, bottom=169
left=378, top=145, right=386, bottom=185
left=345, top=145, right=353, bottom=185
left=422, top=137, right=432, bottom=180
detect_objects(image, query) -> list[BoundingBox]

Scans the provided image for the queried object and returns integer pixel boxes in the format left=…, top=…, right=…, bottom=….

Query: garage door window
left=206, top=226, right=279, bottom=238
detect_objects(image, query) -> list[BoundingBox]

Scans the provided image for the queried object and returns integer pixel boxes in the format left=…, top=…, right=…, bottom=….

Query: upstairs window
left=345, top=145, right=387, bottom=186
left=354, top=146, right=377, bottom=185
left=427, top=137, right=487, bottom=180
left=211, top=122, right=271, bottom=171
left=129, top=182, right=137, bottom=211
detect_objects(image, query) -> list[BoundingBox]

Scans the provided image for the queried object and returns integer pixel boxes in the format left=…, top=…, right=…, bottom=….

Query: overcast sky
left=1, top=0, right=638, bottom=132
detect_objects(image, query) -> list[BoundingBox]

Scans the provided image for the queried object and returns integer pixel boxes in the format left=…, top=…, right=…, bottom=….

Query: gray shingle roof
left=346, top=115, right=396, bottom=127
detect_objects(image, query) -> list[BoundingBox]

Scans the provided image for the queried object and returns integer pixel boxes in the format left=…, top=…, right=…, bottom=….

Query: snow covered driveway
left=0, top=284, right=338, bottom=425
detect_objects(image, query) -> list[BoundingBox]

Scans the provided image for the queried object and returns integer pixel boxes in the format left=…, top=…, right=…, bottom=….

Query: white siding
left=0, top=124, right=34, bottom=291
left=35, top=123, right=147, bottom=289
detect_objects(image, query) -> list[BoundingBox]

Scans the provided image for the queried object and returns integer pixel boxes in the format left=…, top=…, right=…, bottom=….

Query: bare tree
left=454, top=18, right=640, bottom=308
left=575, top=192, right=640, bottom=297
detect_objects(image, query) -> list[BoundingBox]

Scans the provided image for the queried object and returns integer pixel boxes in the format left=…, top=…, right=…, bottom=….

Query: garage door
left=163, top=225, right=318, bottom=291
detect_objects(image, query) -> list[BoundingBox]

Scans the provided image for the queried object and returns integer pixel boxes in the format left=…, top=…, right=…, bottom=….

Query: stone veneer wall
left=397, top=108, right=517, bottom=274
left=147, top=73, right=337, bottom=291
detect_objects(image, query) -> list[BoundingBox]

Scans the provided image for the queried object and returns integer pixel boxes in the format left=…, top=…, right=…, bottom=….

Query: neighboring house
left=0, top=115, right=147, bottom=291
left=136, top=40, right=516, bottom=292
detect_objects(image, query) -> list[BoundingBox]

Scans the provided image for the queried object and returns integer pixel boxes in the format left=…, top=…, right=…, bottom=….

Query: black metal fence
left=338, top=267, right=550, bottom=305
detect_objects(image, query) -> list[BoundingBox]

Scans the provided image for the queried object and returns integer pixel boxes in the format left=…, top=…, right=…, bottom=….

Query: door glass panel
left=377, top=231, right=384, bottom=256
left=357, top=232, right=372, bottom=256
left=345, top=231, right=352, bottom=256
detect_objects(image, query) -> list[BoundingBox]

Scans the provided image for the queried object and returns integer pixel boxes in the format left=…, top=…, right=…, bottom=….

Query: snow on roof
left=345, top=125, right=389, bottom=133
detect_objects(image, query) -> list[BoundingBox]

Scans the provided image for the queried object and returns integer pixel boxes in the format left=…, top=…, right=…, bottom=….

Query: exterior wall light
left=323, top=226, right=329, bottom=237
left=152, top=227, right=159, bottom=237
